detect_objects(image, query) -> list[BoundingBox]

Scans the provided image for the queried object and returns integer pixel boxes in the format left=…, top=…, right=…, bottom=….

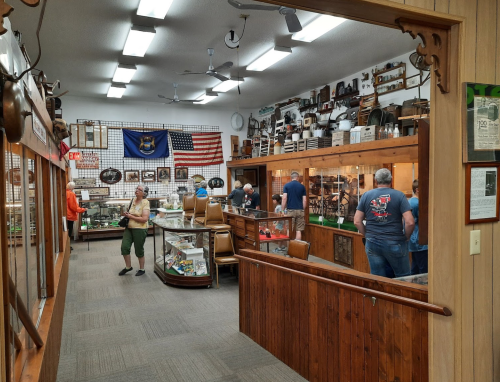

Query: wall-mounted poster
left=73, top=178, right=96, bottom=188
left=70, top=124, right=109, bottom=149
left=466, top=163, right=500, bottom=224
left=76, top=152, right=100, bottom=169
left=100, top=168, right=122, bottom=184
left=157, top=167, right=170, bottom=182
left=464, top=83, right=500, bottom=162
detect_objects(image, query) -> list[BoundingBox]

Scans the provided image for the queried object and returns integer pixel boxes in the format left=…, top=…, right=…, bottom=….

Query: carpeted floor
left=57, top=237, right=308, bottom=382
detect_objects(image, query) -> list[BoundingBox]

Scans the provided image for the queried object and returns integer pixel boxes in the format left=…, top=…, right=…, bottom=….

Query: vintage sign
left=32, top=112, right=47, bottom=145
left=73, top=178, right=96, bottom=188
left=76, top=152, right=99, bottom=169
left=68, top=152, right=81, bottom=160
left=74, top=187, right=110, bottom=198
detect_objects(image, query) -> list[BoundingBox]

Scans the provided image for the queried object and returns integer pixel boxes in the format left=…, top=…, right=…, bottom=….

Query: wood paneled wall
left=263, top=0, right=498, bottom=381
left=238, top=250, right=429, bottom=381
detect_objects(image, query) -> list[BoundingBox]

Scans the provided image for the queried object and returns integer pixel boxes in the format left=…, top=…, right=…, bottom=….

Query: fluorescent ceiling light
left=292, top=15, right=346, bottom=42
left=195, top=91, right=218, bottom=105
left=123, top=25, right=156, bottom=57
left=137, top=0, right=173, bottom=19
left=212, top=78, right=244, bottom=92
left=112, top=64, right=137, bottom=83
left=247, top=46, right=292, bottom=71
left=107, top=84, right=126, bottom=98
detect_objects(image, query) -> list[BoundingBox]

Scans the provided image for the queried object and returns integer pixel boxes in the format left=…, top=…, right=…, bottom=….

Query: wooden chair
left=213, top=230, right=239, bottom=288
left=287, top=240, right=310, bottom=260
left=193, top=196, right=208, bottom=224
left=183, top=194, right=196, bottom=219
left=202, top=202, right=231, bottom=231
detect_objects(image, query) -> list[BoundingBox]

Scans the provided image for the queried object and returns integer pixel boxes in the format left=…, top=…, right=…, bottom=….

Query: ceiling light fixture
left=212, top=77, right=244, bottom=92
left=246, top=46, right=292, bottom=71
left=112, top=64, right=137, bottom=83
left=107, top=83, right=126, bottom=98
left=123, top=25, right=156, bottom=57
left=195, top=91, right=218, bottom=105
left=137, top=0, right=173, bottom=19
left=292, top=15, right=346, bottom=42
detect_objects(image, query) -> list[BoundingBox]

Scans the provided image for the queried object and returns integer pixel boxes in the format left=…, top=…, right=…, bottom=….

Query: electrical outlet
left=470, top=230, right=481, bottom=255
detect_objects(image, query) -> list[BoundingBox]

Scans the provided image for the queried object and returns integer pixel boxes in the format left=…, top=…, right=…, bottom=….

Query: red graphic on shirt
left=370, top=194, right=391, bottom=222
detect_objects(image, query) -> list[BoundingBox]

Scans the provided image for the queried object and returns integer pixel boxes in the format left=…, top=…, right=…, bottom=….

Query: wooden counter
left=236, top=249, right=450, bottom=382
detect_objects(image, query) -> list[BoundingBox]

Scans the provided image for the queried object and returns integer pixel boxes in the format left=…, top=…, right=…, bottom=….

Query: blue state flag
left=123, top=130, right=170, bottom=158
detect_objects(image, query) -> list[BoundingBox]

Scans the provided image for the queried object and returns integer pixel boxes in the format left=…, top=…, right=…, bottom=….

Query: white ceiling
left=8, top=0, right=419, bottom=109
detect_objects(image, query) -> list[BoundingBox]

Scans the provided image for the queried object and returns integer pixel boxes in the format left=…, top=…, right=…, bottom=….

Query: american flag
left=169, top=131, right=224, bottom=167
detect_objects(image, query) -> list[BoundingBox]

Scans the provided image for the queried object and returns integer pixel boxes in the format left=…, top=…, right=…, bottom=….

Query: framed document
left=464, top=83, right=500, bottom=162
left=465, top=163, right=500, bottom=224
left=70, top=124, right=109, bottom=149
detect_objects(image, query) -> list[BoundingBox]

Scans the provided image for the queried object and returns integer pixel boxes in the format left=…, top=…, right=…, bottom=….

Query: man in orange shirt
left=66, top=182, right=87, bottom=250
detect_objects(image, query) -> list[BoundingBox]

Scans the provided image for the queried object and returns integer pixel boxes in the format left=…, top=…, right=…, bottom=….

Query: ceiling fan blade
left=227, top=0, right=280, bottom=11
left=158, top=94, right=174, bottom=100
left=179, top=100, right=202, bottom=103
left=285, top=13, right=302, bottom=32
left=177, top=71, right=205, bottom=75
left=210, top=72, right=230, bottom=81
left=213, top=61, right=233, bottom=72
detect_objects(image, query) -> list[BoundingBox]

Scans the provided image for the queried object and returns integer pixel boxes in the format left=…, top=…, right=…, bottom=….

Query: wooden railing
left=237, top=249, right=449, bottom=382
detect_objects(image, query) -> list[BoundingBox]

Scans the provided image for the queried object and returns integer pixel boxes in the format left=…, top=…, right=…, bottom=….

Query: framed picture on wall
left=124, top=170, right=140, bottom=182
left=74, top=187, right=110, bottom=198
left=157, top=167, right=170, bottom=182
left=100, top=168, right=122, bottom=184
left=465, top=163, right=500, bottom=224
left=175, top=167, right=189, bottom=181
left=405, top=74, right=421, bottom=89
left=142, top=170, right=156, bottom=182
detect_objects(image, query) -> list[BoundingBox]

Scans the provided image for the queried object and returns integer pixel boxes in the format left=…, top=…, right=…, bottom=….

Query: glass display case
left=223, top=206, right=293, bottom=253
left=304, top=163, right=417, bottom=232
left=78, top=198, right=163, bottom=239
left=152, top=217, right=212, bottom=287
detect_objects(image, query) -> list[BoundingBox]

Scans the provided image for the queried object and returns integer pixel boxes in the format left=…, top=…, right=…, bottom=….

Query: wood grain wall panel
left=493, top=221, right=500, bottom=381
left=404, top=0, right=435, bottom=10
left=327, top=285, right=340, bottom=382
left=433, top=0, right=449, bottom=13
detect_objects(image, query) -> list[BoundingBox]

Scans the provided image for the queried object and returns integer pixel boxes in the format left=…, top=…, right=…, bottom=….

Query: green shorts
left=121, top=228, right=148, bottom=258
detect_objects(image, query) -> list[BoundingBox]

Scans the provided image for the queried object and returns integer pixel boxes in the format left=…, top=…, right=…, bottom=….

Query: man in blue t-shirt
left=243, top=183, right=260, bottom=210
left=353, top=168, right=415, bottom=278
left=282, top=171, right=307, bottom=240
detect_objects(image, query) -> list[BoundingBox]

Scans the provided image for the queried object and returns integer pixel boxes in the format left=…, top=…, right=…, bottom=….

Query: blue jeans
left=411, top=250, right=428, bottom=275
left=365, top=239, right=410, bottom=278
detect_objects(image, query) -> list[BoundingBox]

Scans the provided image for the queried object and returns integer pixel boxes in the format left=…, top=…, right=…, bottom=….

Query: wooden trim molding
left=396, top=18, right=451, bottom=93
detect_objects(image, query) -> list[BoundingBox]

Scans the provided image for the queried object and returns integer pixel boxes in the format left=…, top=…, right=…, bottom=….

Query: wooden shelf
left=372, top=63, right=406, bottom=76
left=377, top=86, right=405, bottom=97
left=299, top=104, right=317, bottom=112
left=374, top=75, right=405, bottom=87
left=319, top=107, right=334, bottom=115
left=334, top=91, right=359, bottom=101
left=398, top=114, right=429, bottom=120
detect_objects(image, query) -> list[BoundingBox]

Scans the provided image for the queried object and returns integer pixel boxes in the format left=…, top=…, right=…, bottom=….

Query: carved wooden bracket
left=396, top=18, right=450, bottom=94
left=0, top=0, right=13, bottom=36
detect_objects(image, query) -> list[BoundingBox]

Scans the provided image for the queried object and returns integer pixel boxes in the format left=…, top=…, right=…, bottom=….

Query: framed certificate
left=465, top=163, right=500, bottom=224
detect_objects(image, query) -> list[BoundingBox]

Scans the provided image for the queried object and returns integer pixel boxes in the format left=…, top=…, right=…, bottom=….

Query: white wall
left=63, top=96, right=252, bottom=194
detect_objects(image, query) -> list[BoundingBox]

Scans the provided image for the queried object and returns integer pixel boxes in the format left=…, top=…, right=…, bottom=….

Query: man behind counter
left=353, top=168, right=415, bottom=278
left=243, top=183, right=260, bottom=210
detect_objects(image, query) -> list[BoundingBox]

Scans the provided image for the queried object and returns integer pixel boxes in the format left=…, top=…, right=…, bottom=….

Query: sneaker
left=278, top=247, right=287, bottom=252
left=135, top=270, right=145, bottom=276
left=118, top=267, right=133, bottom=276
left=272, top=248, right=281, bottom=254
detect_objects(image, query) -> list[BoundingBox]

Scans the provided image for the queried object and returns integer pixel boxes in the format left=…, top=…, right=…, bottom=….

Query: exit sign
left=69, top=152, right=81, bottom=160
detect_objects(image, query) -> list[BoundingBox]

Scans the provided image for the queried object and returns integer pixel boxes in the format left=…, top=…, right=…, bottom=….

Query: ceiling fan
left=157, top=83, right=200, bottom=104
left=178, top=48, right=233, bottom=81
left=227, top=0, right=302, bottom=33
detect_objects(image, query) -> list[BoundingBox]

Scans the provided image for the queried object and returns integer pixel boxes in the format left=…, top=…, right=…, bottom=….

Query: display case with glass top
left=78, top=198, right=163, bottom=239
left=152, top=216, right=212, bottom=287
left=223, top=206, right=293, bottom=253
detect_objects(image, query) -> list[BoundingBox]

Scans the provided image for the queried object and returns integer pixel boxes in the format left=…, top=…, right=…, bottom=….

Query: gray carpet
left=57, top=238, right=307, bottom=382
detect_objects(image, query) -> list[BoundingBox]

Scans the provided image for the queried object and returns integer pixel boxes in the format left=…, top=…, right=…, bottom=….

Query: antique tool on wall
left=246, top=113, right=259, bottom=138
left=3, top=81, right=32, bottom=143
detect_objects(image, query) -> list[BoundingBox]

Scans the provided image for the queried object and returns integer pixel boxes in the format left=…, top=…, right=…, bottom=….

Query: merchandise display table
left=152, top=217, right=213, bottom=287
left=223, top=206, right=293, bottom=253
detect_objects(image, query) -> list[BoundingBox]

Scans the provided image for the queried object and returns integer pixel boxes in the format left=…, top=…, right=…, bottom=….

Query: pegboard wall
left=74, top=120, right=221, bottom=199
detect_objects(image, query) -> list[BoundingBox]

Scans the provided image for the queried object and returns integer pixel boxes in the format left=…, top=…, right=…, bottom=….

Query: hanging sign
left=69, top=152, right=81, bottom=160
left=76, top=152, right=99, bottom=169
left=32, top=112, right=47, bottom=145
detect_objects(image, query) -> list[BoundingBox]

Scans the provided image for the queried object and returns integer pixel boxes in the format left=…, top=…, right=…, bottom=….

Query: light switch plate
left=470, top=230, right=481, bottom=255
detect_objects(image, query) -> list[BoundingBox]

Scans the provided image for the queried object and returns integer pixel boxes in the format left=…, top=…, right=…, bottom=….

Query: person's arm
left=403, top=210, right=415, bottom=240
left=302, top=195, right=307, bottom=210
left=354, top=210, right=366, bottom=236
left=281, top=193, right=288, bottom=211
left=227, top=189, right=235, bottom=199
left=126, top=208, right=150, bottom=223
left=68, top=193, right=86, bottom=214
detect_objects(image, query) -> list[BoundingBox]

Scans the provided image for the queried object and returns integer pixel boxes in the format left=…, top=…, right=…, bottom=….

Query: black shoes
left=135, top=270, right=145, bottom=276
left=70, top=246, right=74, bottom=251
left=118, top=267, right=133, bottom=276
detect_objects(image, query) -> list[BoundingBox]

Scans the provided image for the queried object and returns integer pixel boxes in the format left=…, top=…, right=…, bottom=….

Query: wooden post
left=42, top=159, right=55, bottom=297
